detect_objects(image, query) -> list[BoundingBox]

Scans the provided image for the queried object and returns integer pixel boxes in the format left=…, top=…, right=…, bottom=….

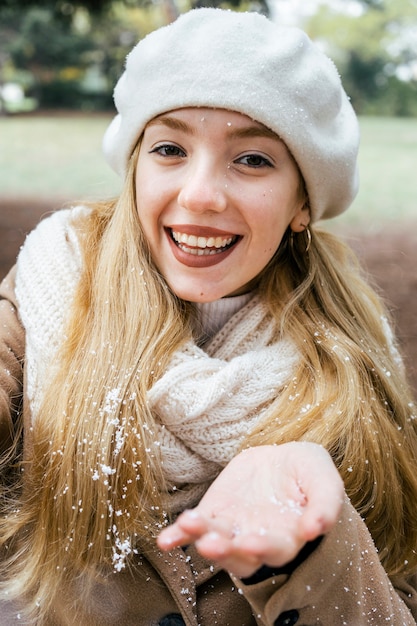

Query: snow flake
left=100, top=464, right=116, bottom=476
left=112, top=536, right=133, bottom=572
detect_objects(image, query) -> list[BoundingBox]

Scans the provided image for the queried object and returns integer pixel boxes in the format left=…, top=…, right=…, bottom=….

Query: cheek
left=253, top=219, right=288, bottom=264
left=136, top=179, right=159, bottom=229
left=136, top=169, right=149, bottom=202
left=136, top=210, right=159, bottom=249
left=136, top=167, right=174, bottom=216
left=250, top=204, right=287, bottom=242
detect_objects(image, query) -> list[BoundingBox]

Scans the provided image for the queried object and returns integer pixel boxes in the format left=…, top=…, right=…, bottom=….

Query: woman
left=0, top=8, right=416, bottom=625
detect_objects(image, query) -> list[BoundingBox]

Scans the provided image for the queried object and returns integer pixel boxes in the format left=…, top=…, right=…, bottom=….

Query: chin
left=172, top=287, right=228, bottom=304
left=184, top=294, right=224, bottom=304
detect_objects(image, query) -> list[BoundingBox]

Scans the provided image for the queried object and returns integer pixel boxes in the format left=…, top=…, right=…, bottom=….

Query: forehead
left=146, top=107, right=280, bottom=140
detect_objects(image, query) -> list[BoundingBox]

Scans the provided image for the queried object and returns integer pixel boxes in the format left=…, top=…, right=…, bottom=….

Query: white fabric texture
left=194, top=293, right=253, bottom=345
left=149, top=297, right=299, bottom=510
left=15, top=207, right=86, bottom=416
left=14, top=208, right=300, bottom=512
left=102, top=8, right=360, bottom=222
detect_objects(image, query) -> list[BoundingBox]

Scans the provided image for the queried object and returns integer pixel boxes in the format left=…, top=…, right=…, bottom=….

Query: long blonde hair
left=1, top=144, right=416, bottom=621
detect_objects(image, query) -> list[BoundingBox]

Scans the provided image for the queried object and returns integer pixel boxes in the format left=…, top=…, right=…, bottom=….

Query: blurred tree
left=0, top=0, right=269, bottom=112
left=0, top=3, right=150, bottom=109
left=0, top=0, right=113, bottom=16
left=1, top=7, right=98, bottom=108
left=306, top=0, right=417, bottom=116
left=2, top=0, right=415, bottom=114
left=0, top=0, right=268, bottom=16
left=10, top=9, right=92, bottom=72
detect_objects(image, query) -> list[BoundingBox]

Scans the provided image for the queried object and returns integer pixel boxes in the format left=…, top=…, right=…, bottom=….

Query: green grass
left=334, top=116, right=417, bottom=231
left=0, top=113, right=121, bottom=201
left=0, top=114, right=416, bottom=228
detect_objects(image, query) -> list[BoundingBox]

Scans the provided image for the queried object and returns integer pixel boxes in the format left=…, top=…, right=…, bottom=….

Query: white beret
left=103, top=8, right=360, bottom=222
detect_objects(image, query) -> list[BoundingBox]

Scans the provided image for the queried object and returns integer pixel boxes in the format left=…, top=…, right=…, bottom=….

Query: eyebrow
left=228, top=125, right=280, bottom=141
left=146, top=116, right=194, bottom=134
left=146, top=115, right=280, bottom=141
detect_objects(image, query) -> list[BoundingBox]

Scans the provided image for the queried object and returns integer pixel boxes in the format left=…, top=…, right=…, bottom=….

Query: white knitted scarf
left=15, top=208, right=300, bottom=512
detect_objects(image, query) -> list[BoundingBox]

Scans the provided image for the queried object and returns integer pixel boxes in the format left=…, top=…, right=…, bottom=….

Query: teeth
left=171, top=230, right=235, bottom=254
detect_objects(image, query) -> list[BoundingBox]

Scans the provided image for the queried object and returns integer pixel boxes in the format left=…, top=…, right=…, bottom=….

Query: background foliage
left=0, top=0, right=416, bottom=115
left=307, top=0, right=417, bottom=116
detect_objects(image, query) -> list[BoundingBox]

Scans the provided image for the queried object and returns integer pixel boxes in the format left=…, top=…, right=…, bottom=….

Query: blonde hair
left=1, top=144, right=416, bottom=622
left=248, top=230, right=417, bottom=575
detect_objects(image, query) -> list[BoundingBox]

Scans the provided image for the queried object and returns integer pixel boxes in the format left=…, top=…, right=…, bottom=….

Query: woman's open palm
left=157, top=442, right=345, bottom=577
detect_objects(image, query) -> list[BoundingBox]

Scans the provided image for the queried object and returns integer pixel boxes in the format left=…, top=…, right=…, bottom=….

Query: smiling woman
left=135, top=108, right=309, bottom=301
left=0, top=8, right=417, bottom=626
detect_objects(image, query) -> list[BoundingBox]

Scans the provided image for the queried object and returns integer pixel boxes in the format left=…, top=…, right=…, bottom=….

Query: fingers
left=157, top=508, right=235, bottom=551
left=195, top=532, right=262, bottom=578
left=194, top=528, right=302, bottom=578
left=158, top=508, right=305, bottom=579
left=157, top=510, right=206, bottom=550
left=299, top=502, right=340, bottom=543
left=295, top=448, right=345, bottom=541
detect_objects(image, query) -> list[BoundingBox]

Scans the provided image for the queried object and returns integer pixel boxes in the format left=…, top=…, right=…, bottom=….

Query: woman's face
left=135, top=108, right=310, bottom=303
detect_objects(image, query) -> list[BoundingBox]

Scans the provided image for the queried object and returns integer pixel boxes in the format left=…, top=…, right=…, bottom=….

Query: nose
left=177, top=157, right=228, bottom=214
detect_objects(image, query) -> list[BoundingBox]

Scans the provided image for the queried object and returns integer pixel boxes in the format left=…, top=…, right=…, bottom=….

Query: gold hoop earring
left=289, top=226, right=311, bottom=254
left=304, top=226, right=312, bottom=253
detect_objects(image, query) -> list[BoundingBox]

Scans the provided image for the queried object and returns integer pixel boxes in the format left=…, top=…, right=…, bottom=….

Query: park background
left=0, top=0, right=416, bottom=393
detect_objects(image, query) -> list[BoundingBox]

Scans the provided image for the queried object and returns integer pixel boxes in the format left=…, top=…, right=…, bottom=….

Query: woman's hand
left=157, top=442, right=344, bottom=578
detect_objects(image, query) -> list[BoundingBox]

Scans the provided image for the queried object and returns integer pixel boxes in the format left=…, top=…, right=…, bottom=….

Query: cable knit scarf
left=15, top=208, right=300, bottom=513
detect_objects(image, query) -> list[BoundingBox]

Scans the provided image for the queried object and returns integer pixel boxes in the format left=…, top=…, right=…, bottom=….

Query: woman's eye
left=236, top=154, right=273, bottom=168
left=150, top=144, right=185, bottom=157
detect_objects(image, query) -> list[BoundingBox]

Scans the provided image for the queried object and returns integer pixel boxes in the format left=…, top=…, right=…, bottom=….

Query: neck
left=193, top=292, right=254, bottom=345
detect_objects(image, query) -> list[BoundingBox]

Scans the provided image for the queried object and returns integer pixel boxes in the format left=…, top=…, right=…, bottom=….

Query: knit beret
left=102, top=8, right=360, bottom=222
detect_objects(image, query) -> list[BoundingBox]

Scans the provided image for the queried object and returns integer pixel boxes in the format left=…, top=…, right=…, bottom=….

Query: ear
left=290, top=204, right=311, bottom=233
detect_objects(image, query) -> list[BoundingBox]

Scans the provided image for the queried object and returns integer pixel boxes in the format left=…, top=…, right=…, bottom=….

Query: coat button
left=274, top=609, right=299, bottom=625
left=158, top=614, right=186, bottom=626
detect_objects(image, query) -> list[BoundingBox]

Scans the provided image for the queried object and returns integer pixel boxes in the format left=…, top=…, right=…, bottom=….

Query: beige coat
left=0, top=268, right=416, bottom=626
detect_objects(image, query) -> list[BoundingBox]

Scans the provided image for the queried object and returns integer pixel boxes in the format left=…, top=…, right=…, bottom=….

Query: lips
left=166, top=227, right=240, bottom=267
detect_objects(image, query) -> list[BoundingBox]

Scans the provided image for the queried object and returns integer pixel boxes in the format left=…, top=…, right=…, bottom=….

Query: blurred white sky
left=270, top=0, right=364, bottom=24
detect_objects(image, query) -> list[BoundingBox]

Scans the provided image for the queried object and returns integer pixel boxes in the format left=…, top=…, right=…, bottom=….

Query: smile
left=170, top=230, right=238, bottom=256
